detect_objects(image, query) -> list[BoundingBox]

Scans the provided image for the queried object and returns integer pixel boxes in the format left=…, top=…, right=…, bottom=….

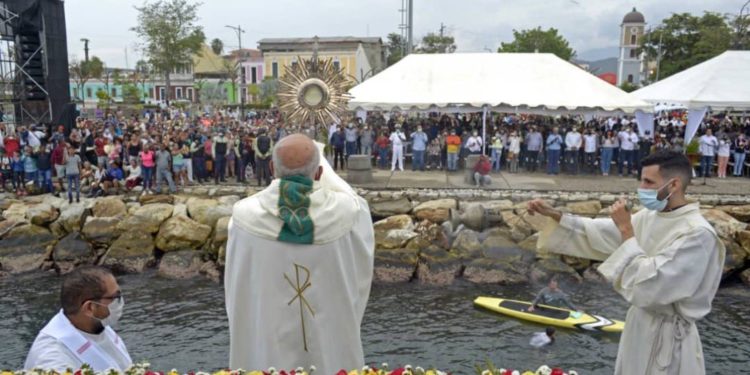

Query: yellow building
left=258, top=36, right=385, bottom=83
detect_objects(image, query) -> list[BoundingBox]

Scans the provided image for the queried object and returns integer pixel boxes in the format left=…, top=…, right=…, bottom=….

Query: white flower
left=481, top=371, right=492, bottom=375
left=404, top=365, right=412, bottom=370
left=415, top=367, right=424, bottom=374
left=568, top=372, right=578, bottom=375
left=296, top=368, right=304, bottom=373
left=381, top=363, right=389, bottom=370
left=267, top=368, right=276, bottom=375
left=362, top=366, right=370, bottom=372
left=309, top=365, right=316, bottom=373
left=512, top=371, right=520, bottom=375
left=535, top=365, right=552, bottom=375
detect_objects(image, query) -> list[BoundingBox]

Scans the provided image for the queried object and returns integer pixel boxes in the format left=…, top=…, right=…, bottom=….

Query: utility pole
left=655, top=31, right=663, bottom=82
left=439, top=22, right=446, bottom=38
left=80, top=38, right=90, bottom=62
left=226, top=24, right=246, bottom=120
left=407, top=0, right=414, bottom=55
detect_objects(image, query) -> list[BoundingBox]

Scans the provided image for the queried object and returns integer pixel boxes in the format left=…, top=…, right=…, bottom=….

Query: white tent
left=631, top=51, right=750, bottom=143
left=348, top=53, right=653, bottom=115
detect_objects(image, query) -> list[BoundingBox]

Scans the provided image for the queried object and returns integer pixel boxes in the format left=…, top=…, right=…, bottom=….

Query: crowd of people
left=0, top=107, right=749, bottom=201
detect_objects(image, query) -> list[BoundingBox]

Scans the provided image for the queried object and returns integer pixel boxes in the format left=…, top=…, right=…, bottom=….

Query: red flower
left=336, top=371, right=348, bottom=375
left=502, top=370, right=514, bottom=375
left=550, top=369, right=564, bottom=375
left=391, top=369, right=405, bottom=375
left=74, top=370, right=82, bottom=375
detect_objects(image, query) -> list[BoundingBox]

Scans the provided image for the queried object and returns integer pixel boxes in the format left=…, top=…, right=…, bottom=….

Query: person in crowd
left=473, top=154, right=492, bottom=187
left=375, top=131, right=390, bottom=169
left=426, top=137, right=442, bottom=170
left=330, top=126, right=346, bottom=171
left=466, top=130, right=483, bottom=155
left=715, top=134, right=731, bottom=179
left=527, top=150, right=724, bottom=375
left=139, top=144, right=155, bottom=194
left=490, top=132, right=504, bottom=171
left=225, top=134, right=373, bottom=375
left=64, top=145, right=82, bottom=203
left=11, top=150, right=25, bottom=195
left=564, top=127, right=582, bottom=175
left=212, top=130, right=229, bottom=183
left=617, top=127, right=639, bottom=176
left=226, top=133, right=237, bottom=180
left=583, top=129, right=598, bottom=175
left=524, top=125, right=543, bottom=172
left=0, top=148, right=11, bottom=192
left=154, top=143, right=176, bottom=194
left=445, top=129, right=462, bottom=172
left=390, top=125, right=406, bottom=172
left=37, top=142, right=54, bottom=194
left=699, top=129, right=718, bottom=178
left=171, top=143, right=187, bottom=188
left=530, top=327, right=556, bottom=348
left=80, top=161, right=99, bottom=191
left=507, top=131, right=521, bottom=173
left=25, top=266, right=131, bottom=372
left=344, top=122, right=358, bottom=159
left=733, top=133, right=748, bottom=177
left=360, top=125, right=375, bottom=157
left=410, top=125, right=428, bottom=171
left=528, top=278, right=577, bottom=312
left=191, top=137, right=207, bottom=184
left=545, top=127, right=563, bottom=175
left=52, top=139, right=68, bottom=196
left=254, top=127, right=274, bottom=186
left=124, top=158, right=142, bottom=191
left=600, top=130, right=616, bottom=176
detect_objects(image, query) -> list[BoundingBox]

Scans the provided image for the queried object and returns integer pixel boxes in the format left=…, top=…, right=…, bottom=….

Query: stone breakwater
left=1, top=186, right=749, bottom=286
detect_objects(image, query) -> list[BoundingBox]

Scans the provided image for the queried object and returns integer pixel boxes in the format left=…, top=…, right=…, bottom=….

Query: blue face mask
left=637, top=179, right=674, bottom=211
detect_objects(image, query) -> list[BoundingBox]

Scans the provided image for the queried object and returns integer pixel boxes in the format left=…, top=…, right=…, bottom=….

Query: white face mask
left=92, top=297, right=124, bottom=327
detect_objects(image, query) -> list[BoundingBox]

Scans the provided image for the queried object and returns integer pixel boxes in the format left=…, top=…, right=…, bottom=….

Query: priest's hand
left=610, top=198, right=634, bottom=242
left=527, top=199, right=562, bottom=223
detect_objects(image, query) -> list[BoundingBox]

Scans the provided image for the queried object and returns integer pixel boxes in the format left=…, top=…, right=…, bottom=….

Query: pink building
left=228, top=49, right=264, bottom=103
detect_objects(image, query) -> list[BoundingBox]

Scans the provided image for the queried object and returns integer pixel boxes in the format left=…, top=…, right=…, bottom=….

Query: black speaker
left=1, top=0, right=70, bottom=125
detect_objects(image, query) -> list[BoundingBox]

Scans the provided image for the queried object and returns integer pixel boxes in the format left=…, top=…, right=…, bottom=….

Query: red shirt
left=474, top=158, right=491, bottom=175
left=3, top=137, right=19, bottom=156
left=51, top=144, right=66, bottom=165
left=375, top=136, right=389, bottom=149
left=95, top=138, right=106, bottom=156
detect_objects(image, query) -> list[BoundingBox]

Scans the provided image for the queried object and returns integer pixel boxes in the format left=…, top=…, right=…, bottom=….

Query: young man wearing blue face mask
left=526, top=150, right=725, bottom=375
left=25, top=266, right=131, bottom=372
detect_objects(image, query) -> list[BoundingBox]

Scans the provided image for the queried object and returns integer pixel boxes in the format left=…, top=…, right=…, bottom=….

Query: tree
left=248, top=83, right=260, bottom=104
left=134, top=60, right=152, bottom=100
left=259, top=77, right=278, bottom=106
left=221, top=59, right=239, bottom=104
left=211, top=38, right=224, bottom=55
left=386, top=32, right=407, bottom=66
left=498, top=27, right=575, bottom=61
left=418, top=32, right=456, bottom=53
left=132, top=0, right=205, bottom=105
left=619, top=82, right=638, bottom=93
left=69, top=56, right=104, bottom=108
left=640, top=12, right=732, bottom=81
left=121, top=83, right=142, bottom=104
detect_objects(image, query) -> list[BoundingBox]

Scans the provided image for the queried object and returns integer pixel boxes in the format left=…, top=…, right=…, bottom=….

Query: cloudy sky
left=65, top=0, right=743, bottom=67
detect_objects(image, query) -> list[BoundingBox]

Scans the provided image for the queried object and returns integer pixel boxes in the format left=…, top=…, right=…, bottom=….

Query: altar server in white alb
left=25, top=266, right=132, bottom=372
left=527, top=150, right=725, bottom=375
left=225, top=134, right=374, bottom=374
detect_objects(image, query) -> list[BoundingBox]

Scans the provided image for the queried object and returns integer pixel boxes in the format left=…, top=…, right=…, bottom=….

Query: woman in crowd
left=733, top=134, right=748, bottom=177
left=600, top=130, right=616, bottom=176
left=139, top=143, right=155, bottom=193
left=717, top=135, right=731, bottom=178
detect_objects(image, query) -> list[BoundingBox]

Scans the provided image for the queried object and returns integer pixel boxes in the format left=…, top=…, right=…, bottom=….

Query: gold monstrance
left=277, top=36, right=351, bottom=126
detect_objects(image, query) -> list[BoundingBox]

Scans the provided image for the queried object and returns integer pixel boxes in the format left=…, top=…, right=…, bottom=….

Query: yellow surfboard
left=474, top=296, right=624, bottom=333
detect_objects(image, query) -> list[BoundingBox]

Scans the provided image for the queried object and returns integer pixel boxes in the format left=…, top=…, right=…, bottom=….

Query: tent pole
left=482, top=106, right=487, bottom=156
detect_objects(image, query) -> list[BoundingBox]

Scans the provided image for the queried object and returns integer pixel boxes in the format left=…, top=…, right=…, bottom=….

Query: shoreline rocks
left=0, top=188, right=747, bottom=288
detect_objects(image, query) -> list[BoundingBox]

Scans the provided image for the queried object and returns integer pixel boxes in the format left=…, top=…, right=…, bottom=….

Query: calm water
left=1, top=272, right=749, bottom=374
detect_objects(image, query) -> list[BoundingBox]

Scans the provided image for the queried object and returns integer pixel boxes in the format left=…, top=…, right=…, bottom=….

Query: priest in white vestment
left=25, top=266, right=132, bottom=372
left=225, top=134, right=374, bottom=374
left=528, top=151, right=725, bottom=375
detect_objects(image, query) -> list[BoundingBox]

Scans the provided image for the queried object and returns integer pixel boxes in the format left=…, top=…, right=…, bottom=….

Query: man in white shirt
left=698, top=129, right=718, bottom=178
left=389, top=125, right=407, bottom=171
left=466, top=131, right=483, bottom=155
left=225, top=134, right=374, bottom=374
left=25, top=266, right=131, bottom=372
left=583, top=129, right=598, bottom=174
left=617, top=127, right=639, bottom=176
left=564, top=127, right=582, bottom=175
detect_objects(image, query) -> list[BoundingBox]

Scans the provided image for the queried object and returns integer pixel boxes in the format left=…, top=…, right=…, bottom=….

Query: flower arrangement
left=1, top=362, right=580, bottom=375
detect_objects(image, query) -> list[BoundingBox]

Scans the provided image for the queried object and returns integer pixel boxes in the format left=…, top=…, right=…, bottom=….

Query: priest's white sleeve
left=537, top=214, right=623, bottom=261
left=598, top=228, right=717, bottom=308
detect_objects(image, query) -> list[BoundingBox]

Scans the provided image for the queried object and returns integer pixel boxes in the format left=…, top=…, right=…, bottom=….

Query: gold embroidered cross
left=285, top=263, right=315, bottom=352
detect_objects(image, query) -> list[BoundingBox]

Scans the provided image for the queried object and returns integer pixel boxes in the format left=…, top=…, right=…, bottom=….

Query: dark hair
left=61, top=266, right=114, bottom=315
left=546, top=327, right=556, bottom=336
left=640, top=150, right=692, bottom=191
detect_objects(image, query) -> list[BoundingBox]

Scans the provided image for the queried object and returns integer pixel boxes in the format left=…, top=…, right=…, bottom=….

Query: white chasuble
left=537, top=203, right=725, bottom=375
left=225, top=148, right=374, bottom=374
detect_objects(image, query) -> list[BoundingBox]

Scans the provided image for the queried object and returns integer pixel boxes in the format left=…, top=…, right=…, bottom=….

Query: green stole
left=277, top=175, right=315, bottom=244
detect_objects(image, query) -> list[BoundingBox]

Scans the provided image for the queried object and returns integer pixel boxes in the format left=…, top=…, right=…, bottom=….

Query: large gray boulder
left=0, top=224, right=56, bottom=273
left=155, top=216, right=212, bottom=252
left=102, top=231, right=156, bottom=273
left=117, top=203, right=174, bottom=234
left=53, top=233, right=95, bottom=273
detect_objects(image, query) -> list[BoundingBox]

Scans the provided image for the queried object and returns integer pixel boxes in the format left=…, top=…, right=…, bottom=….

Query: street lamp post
left=226, top=25, right=246, bottom=120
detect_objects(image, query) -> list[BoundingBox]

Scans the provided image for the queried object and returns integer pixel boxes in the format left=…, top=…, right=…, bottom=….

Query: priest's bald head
left=270, top=134, right=323, bottom=180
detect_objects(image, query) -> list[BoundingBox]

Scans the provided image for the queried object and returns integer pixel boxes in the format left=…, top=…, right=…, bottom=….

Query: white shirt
left=717, top=139, right=731, bottom=157
left=618, top=131, right=638, bottom=151
left=389, top=131, right=406, bottom=147
left=583, top=134, right=598, bottom=153
left=565, top=132, right=582, bottom=150
left=466, top=136, right=483, bottom=152
left=507, top=136, right=521, bottom=154
left=699, top=135, right=718, bottom=156
left=529, top=332, right=552, bottom=348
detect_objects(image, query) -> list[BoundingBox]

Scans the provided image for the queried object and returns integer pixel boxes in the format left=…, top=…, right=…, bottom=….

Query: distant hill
left=578, top=46, right=619, bottom=61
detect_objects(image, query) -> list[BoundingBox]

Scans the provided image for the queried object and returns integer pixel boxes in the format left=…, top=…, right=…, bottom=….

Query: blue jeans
left=362, top=145, right=372, bottom=156
left=378, top=148, right=389, bottom=168
left=412, top=149, right=425, bottom=171
left=447, top=152, right=459, bottom=171
left=546, top=149, right=561, bottom=174
left=142, top=166, right=154, bottom=190
left=25, top=171, right=38, bottom=186
left=156, top=167, right=176, bottom=193
left=38, top=169, right=53, bottom=192
left=600, top=148, right=614, bottom=175
left=67, top=174, right=80, bottom=200
left=345, top=141, right=357, bottom=158
left=618, top=149, right=634, bottom=175
left=700, top=155, right=714, bottom=177
left=733, top=152, right=746, bottom=176
left=491, top=148, right=502, bottom=171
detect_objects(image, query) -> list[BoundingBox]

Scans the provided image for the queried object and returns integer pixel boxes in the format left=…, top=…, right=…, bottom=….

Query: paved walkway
left=334, top=167, right=750, bottom=195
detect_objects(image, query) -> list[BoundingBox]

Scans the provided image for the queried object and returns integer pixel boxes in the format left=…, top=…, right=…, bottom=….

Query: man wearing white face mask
left=25, top=266, right=132, bottom=372
left=527, top=150, right=724, bottom=375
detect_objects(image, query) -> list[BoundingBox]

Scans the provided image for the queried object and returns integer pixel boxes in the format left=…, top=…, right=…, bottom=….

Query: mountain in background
left=577, top=46, right=619, bottom=62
